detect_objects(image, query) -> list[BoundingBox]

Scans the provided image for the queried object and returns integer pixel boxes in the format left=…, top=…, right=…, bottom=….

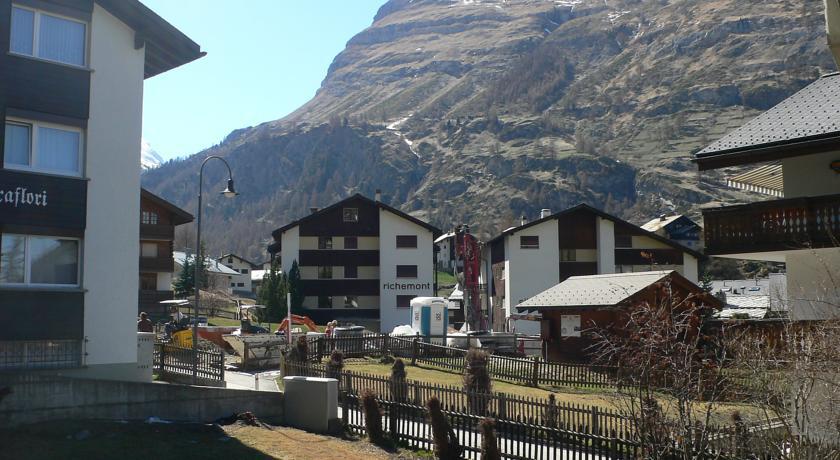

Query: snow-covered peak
left=141, top=138, right=164, bottom=171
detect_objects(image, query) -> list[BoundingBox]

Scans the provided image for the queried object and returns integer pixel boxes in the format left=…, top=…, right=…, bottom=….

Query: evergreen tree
left=258, top=258, right=288, bottom=322
left=700, top=273, right=714, bottom=293
left=173, top=256, right=194, bottom=299
left=287, top=260, right=304, bottom=315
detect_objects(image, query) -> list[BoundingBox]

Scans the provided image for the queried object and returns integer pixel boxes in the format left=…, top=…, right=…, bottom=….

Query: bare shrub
left=463, top=348, right=492, bottom=415
left=362, top=389, right=384, bottom=445
left=427, top=396, right=462, bottom=460
left=480, top=418, right=501, bottom=460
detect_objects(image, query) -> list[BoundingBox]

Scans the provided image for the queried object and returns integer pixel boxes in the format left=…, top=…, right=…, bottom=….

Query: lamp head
left=221, top=178, right=238, bottom=198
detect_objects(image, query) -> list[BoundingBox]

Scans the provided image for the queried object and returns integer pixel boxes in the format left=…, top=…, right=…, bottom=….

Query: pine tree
left=287, top=260, right=304, bottom=315
left=173, top=256, right=194, bottom=299
left=258, top=258, right=288, bottom=322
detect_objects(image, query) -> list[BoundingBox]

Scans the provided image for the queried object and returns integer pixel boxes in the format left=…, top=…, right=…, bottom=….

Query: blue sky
left=142, top=0, right=384, bottom=161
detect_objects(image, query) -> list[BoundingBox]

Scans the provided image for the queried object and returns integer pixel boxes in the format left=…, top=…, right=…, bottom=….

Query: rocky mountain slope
left=142, top=0, right=835, bottom=261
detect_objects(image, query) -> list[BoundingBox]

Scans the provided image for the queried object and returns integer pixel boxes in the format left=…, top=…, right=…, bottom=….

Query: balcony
left=703, top=194, right=840, bottom=256
left=140, top=256, right=174, bottom=272
left=139, top=290, right=175, bottom=318
left=140, top=223, right=175, bottom=240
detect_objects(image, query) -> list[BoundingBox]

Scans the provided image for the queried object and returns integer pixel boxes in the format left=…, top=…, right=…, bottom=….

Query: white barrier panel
left=283, top=376, right=338, bottom=433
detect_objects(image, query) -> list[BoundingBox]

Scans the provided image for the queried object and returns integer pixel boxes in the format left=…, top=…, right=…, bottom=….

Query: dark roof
left=217, top=253, right=258, bottom=268
left=96, top=0, right=205, bottom=79
left=487, top=203, right=704, bottom=259
left=694, top=73, right=840, bottom=170
left=140, top=188, right=193, bottom=225
left=270, top=194, right=442, bottom=240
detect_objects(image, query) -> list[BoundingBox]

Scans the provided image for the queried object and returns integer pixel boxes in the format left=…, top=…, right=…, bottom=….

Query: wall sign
left=383, top=282, right=432, bottom=290
left=0, top=170, right=87, bottom=232
left=560, top=314, right=581, bottom=337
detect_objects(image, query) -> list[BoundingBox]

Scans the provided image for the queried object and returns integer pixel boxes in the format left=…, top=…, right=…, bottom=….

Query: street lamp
left=193, top=155, right=238, bottom=384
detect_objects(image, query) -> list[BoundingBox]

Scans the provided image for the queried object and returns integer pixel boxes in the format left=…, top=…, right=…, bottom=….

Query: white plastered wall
left=596, top=217, right=616, bottom=274
left=378, top=210, right=435, bottom=333
left=682, top=253, right=699, bottom=284
left=786, top=248, right=840, bottom=321
left=280, top=227, right=300, bottom=274
left=782, top=151, right=840, bottom=198
left=506, top=219, right=560, bottom=335
left=83, top=4, right=144, bottom=366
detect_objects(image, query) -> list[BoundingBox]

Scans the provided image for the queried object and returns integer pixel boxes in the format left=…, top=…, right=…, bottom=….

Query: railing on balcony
left=139, top=290, right=175, bottom=319
left=703, top=193, right=840, bottom=255
left=140, top=223, right=175, bottom=240
left=139, top=255, right=174, bottom=272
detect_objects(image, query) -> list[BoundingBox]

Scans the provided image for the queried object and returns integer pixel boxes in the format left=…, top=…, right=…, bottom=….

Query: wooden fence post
left=341, top=391, right=348, bottom=428
left=498, top=392, right=507, bottom=420
left=531, top=356, right=540, bottom=387
left=411, top=337, right=419, bottom=366
left=243, top=341, right=250, bottom=370
left=316, top=337, right=325, bottom=362
left=591, top=406, right=600, bottom=435
left=381, top=333, right=389, bottom=357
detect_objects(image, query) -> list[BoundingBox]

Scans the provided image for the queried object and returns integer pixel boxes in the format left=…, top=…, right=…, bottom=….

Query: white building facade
left=269, top=194, right=440, bottom=332
left=0, top=0, right=202, bottom=379
left=485, top=205, right=702, bottom=336
left=218, top=253, right=258, bottom=296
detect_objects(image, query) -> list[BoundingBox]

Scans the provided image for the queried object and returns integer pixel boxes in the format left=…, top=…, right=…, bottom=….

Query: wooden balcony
left=139, top=290, right=174, bottom=318
left=703, top=194, right=840, bottom=255
left=140, top=255, right=174, bottom=272
left=140, top=223, right=175, bottom=240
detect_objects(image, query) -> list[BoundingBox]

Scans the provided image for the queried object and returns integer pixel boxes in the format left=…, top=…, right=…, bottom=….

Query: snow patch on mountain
left=141, top=138, right=164, bottom=171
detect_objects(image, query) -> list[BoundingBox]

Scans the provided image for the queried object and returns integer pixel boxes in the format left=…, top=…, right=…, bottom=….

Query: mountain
left=141, top=139, right=164, bottom=171
left=142, top=0, right=835, bottom=262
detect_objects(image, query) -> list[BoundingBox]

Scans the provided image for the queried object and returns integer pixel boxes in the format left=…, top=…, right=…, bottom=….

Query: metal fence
left=153, top=343, right=224, bottom=384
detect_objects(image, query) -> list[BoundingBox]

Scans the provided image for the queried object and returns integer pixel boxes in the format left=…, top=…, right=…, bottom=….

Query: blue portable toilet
left=410, top=297, right=448, bottom=344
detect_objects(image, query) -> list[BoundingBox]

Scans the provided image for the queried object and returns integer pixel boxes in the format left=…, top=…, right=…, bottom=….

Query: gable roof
left=270, top=193, right=441, bottom=239
left=641, top=214, right=700, bottom=234
left=516, top=270, right=721, bottom=311
left=141, top=188, right=193, bottom=225
left=694, top=73, right=840, bottom=170
left=488, top=204, right=704, bottom=259
left=95, top=0, right=205, bottom=79
left=217, top=253, right=258, bottom=268
left=173, top=251, right=240, bottom=276
left=517, top=271, right=674, bottom=310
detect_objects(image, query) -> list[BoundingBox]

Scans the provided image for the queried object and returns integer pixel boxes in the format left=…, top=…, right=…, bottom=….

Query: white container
left=410, top=297, right=448, bottom=344
left=283, top=376, right=338, bottom=433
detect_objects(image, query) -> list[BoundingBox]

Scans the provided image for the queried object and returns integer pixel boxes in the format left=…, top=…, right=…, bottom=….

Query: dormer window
left=10, top=5, right=87, bottom=67
left=343, top=207, right=359, bottom=223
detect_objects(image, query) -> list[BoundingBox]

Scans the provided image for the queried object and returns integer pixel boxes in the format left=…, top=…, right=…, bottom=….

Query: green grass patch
left=436, top=270, right=457, bottom=286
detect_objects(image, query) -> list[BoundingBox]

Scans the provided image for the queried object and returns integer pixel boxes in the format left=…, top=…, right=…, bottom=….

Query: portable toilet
left=410, top=297, right=448, bottom=344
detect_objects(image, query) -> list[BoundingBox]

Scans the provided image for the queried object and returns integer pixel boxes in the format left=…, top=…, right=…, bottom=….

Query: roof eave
left=694, top=133, right=840, bottom=171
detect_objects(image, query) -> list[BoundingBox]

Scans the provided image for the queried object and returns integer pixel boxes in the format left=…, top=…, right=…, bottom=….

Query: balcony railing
left=140, top=223, right=174, bottom=240
left=703, top=193, right=840, bottom=255
left=139, top=256, right=174, bottom=272
left=139, top=290, right=174, bottom=319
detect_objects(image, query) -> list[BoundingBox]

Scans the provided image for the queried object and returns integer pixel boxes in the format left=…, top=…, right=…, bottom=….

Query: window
left=615, top=234, right=632, bottom=248
left=4, top=120, right=82, bottom=176
left=344, top=265, right=357, bottom=279
left=10, top=5, right=87, bottom=67
left=559, top=249, right=576, bottom=262
left=141, top=211, right=159, bottom=225
left=227, top=257, right=233, bottom=264
left=344, top=296, right=358, bottom=308
left=230, top=282, right=235, bottom=288
left=396, top=235, right=418, bottom=248
left=318, top=236, right=333, bottom=249
left=318, top=295, right=332, bottom=309
left=237, top=282, right=245, bottom=288
left=240, top=268, right=249, bottom=274
left=520, top=236, right=539, bottom=249
left=344, top=237, right=358, bottom=249
left=397, top=295, right=414, bottom=309
left=396, top=265, right=418, bottom=278
left=141, top=242, right=158, bottom=258
left=139, top=273, right=157, bottom=291
left=0, top=234, right=79, bottom=286
left=318, top=266, right=333, bottom=279
left=343, top=207, right=359, bottom=223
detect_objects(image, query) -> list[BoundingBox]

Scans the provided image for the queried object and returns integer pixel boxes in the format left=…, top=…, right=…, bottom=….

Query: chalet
left=268, top=192, right=441, bottom=332
left=139, top=189, right=192, bottom=320
left=516, top=271, right=721, bottom=362
left=483, top=204, right=703, bottom=340
left=694, top=73, right=840, bottom=321
left=0, top=0, right=202, bottom=379
left=641, top=214, right=703, bottom=251
left=217, top=253, right=259, bottom=296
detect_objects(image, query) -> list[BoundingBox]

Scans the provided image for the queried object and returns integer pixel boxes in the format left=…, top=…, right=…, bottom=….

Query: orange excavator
left=274, top=314, right=318, bottom=335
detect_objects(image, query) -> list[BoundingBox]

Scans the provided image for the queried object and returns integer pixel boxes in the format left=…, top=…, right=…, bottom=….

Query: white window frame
left=9, top=4, right=89, bottom=68
left=4, top=118, right=84, bottom=177
left=0, top=233, right=81, bottom=288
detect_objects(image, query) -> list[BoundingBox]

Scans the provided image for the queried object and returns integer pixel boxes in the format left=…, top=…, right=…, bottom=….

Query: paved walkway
left=224, top=370, right=282, bottom=392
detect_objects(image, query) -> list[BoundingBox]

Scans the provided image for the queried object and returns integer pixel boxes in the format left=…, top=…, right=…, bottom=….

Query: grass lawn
left=341, top=360, right=761, bottom=424
left=436, top=270, right=457, bottom=286
left=0, top=420, right=425, bottom=460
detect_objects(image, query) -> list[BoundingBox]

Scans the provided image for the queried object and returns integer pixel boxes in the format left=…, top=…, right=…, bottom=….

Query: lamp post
left=193, top=155, right=238, bottom=384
